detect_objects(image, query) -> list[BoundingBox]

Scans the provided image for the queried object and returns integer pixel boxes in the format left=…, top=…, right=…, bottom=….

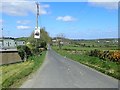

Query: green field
left=0, top=51, right=46, bottom=89
left=52, top=45, right=120, bottom=80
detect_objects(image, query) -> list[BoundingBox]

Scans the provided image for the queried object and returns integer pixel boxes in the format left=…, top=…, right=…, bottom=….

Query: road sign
left=34, top=27, right=40, bottom=39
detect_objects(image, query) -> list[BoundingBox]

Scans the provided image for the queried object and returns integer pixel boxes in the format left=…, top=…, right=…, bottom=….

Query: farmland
left=52, top=38, right=120, bottom=79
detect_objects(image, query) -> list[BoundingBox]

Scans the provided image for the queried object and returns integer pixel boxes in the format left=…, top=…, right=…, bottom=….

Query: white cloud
left=17, top=20, right=30, bottom=24
left=88, top=0, right=118, bottom=10
left=56, top=16, right=76, bottom=22
left=1, top=0, right=50, bottom=16
left=17, top=25, right=31, bottom=30
left=41, top=4, right=50, bottom=8
left=0, top=19, right=3, bottom=24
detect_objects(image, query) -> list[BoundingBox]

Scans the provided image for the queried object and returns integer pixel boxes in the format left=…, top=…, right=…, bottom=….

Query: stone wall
left=0, top=50, right=22, bottom=65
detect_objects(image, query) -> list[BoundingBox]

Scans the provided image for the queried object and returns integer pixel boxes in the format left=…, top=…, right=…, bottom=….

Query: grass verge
left=0, top=51, right=46, bottom=89
left=52, top=46, right=120, bottom=80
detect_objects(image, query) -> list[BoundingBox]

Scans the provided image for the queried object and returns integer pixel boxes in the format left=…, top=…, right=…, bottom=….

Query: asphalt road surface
left=21, top=49, right=118, bottom=88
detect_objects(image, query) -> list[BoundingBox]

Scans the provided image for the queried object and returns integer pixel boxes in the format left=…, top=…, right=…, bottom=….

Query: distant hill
left=52, top=37, right=118, bottom=42
left=15, top=37, right=29, bottom=41
left=71, top=38, right=118, bottom=41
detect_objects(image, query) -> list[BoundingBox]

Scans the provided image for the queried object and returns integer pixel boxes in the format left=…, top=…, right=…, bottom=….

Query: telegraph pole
left=1, top=28, right=3, bottom=38
left=36, top=2, right=39, bottom=28
left=35, top=2, right=39, bottom=49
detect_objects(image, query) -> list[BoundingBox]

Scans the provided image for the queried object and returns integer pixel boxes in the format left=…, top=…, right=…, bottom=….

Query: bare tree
left=57, top=33, right=65, bottom=49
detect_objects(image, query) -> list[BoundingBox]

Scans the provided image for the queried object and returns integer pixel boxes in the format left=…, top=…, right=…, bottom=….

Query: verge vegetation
left=1, top=51, right=46, bottom=89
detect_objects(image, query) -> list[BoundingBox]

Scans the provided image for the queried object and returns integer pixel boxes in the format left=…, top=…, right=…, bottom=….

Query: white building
left=0, top=41, right=2, bottom=48
left=16, top=41, right=25, bottom=46
left=0, top=37, right=25, bottom=49
left=106, top=41, right=110, bottom=43
left=0, top=38, right=16, bottom=49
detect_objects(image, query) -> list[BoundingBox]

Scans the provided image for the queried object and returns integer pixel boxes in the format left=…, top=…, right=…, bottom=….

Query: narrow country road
left=20, top=48, right=118, bottom=88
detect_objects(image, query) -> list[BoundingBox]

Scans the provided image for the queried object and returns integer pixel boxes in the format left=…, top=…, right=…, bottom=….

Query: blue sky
left=0, top=0, right=118, bottom=39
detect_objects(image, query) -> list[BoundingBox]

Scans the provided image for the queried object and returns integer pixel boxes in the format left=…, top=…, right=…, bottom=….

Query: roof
left=0, top=37, right=15, bottom=40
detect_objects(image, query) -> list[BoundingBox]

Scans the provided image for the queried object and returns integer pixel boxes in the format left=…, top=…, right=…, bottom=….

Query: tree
left=57, top=33, right=65, bottom=49
left=17, top=45, right=32, bottom=60
left=27, top=27, right=51, bottom=51
left=40, top=27, right=51, bottom=43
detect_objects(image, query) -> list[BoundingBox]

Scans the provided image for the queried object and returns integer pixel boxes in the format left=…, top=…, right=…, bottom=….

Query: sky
left=0, top=0, right=119, bottom=39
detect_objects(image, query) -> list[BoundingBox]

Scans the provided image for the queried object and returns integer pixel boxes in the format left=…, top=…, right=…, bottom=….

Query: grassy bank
left=0, top=51, right=46, bottom=89
left=52, top=46, right=120, bottom=80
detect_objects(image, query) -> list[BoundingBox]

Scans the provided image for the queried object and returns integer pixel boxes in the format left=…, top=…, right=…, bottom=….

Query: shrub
left=18, top=49, right=25, bottom=60
left=89, top=49, right=100, bottom=57
left=40, top=41, right=47, bottom=48
left=17, top=45, right=32, bottom=60
left=89, top=49, right=120, bottom=63
left=31, top=47, right=42, bottom=55
left=109, top=51, right=120, bottom=62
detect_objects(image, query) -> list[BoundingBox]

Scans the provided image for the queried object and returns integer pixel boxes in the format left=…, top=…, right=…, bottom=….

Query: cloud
left=17, top=20, right=30, bottom=24
left=0, top=19, right=3, bottom=24
left=1, top=0, right=50, bottom=16
left=17, top=25, right=31, bottom=30
left=56, top=16, right=76, bottom=22
left=88, top=0, right=118, bottom=10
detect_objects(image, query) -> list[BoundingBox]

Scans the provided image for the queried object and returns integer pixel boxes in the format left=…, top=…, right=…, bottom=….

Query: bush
left=109, top=51, right=120, bottom=62
left=31, top=47, right=42, bottom=55
left=89, top=49, right=100, bottom=57
left=36, top=41, right=47, bottom=51
left=89, top=49, right=120, bottom=63
left=40, top=41, right=47, bottom=48
left=18, top=49, right=25, bottom=60
left=17, top=45, right=32, bottom=60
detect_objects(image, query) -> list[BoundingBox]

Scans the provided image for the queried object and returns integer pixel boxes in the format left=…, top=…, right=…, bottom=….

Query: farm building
left=52, top=39, right=70, bottom=46
left=52, top=39, right=58, bottom=46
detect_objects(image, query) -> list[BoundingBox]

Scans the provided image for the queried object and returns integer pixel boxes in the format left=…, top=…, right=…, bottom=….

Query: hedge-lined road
left=21, top=48, right=118, bottom=88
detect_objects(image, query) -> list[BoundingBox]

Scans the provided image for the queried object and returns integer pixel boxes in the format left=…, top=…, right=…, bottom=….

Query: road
left=21, top=49, right=118, bottom=88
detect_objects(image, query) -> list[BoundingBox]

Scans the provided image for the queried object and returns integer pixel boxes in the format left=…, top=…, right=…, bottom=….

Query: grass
left=0, top=51, right=46, bottom=89
left=62, top=45, right=118, bottom=51
left=52, top=46, right=120, bottom=80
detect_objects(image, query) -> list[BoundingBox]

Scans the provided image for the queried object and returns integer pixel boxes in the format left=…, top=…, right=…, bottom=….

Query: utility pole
left=1, top=28, right=3, bottom=48
left=1, top=28, right=3, bottom=38
left=36, top=2, right=39, bottom=28
left=35, top=2, right=40, bottom=49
